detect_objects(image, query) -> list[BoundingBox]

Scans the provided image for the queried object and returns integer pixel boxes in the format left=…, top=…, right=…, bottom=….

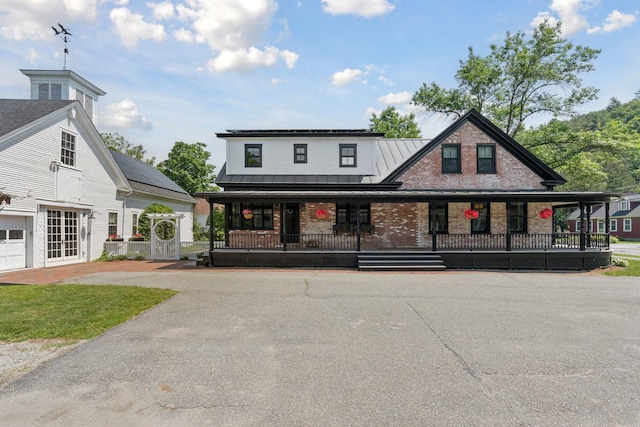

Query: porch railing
left=215, top=232, right=609, bottom=251
left=103, top=241, right=222, bottom=260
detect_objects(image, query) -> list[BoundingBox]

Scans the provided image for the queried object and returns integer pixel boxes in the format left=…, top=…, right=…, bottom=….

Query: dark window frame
left=429, top=202, right=449, bottom=234
left=335, top=203, right=370, bottom=226
left=508, top=202, right=527, bottom=233
left=477, top=144, right=496, bottom=174
left=228, top=203, right=274, bottom=230
left=471, top=202, right=490, bottom=234
left=442, top=144, right=461, bottom=173
left=60, top=131, right=76, bottom=167
left=245, top=144, right=262, bottom=167
left=294, top=144, right=307, bottom=164
left=339, top=144, right=357, bottom=167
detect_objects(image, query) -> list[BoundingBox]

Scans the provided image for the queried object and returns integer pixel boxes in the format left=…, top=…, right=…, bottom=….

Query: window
left=294, top=144, right=307, bottom=163
left=60, top=131, right=76, bottom=166
left=508, top=202, right=527, bottom=233
left=442, top=144, right=461, bottom=173
left=429, top=203, right=448, bottom=233
left=245, top=144, right=262, bottom=167
left=0, top=230, right=5, bottom=240
left=477, top=145, right=496, bottom=174
left=623, top=218, right=632, bottom=232
left=620, top=200, right=629, bottom=211
left=339, top=144, right=357, bottom=167
left=108, top=212, right=118, bottom=237
left=610, top=219, right=617, bottom=232
left=132, top=213, right=139, bottom=235
left=336, top=203, right=370, bottom=226
left=229, top=203, right=274, bottom=230
left=576, top=220, right=581, bottom=232
left=597, top=221, right=605, bottom=233
left=471, top=202, right=490, bottom=234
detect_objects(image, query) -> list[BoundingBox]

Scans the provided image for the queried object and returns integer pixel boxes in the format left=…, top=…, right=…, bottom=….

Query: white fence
left=103, top=241, right=215, bottom=260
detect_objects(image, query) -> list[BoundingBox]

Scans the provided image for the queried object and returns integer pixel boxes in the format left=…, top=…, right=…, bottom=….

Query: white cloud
left=379, top=91, right=412, bottom=105
left=24, top=48, right=39, bottom=64
left=378, top=76, right=394, bottom=87
left=208, top=46, right=297, bottom=72
left=271, top=78, right=288, bottom=85
left=147, top=1, right=175, bottom=21
left=279, top=18, right=292, bottom=40
left=322, top=0, right=395, bottom=18
left=98, top=99, right=153, bottom=131
left=531, top=0, right=636, bottom=35
left=588, top=10, right=637, bottom=34
left=332, top=68, right=363, bottom=86
left=0, top=0, right=96, bottom=41
left=110, top=7, right=166, bottom=48
left=176, top=0, right=277, bottom=51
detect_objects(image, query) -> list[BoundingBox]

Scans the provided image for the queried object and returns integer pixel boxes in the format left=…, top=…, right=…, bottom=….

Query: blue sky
left=1, top=0, right=638, bottom=169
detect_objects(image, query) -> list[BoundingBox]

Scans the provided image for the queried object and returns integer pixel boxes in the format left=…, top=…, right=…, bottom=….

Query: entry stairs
left=357, top=252, right=446, bottom=271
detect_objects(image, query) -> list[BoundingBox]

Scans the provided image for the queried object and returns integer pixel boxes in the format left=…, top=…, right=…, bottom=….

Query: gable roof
left=382, top=109, right=567, bottom=187
left=0, top=99, right=76, bottom=138
left=110, top=150, right=196, bottom=203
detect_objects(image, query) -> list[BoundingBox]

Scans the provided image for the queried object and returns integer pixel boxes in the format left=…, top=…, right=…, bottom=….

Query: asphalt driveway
left=0, top=269, right=639, bottom=426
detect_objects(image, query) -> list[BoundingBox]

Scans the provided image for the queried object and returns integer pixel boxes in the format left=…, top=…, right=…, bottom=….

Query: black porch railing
left=219, top=232, right=609, bottom=251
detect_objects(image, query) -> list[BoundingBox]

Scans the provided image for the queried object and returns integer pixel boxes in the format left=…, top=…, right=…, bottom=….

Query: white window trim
left=597, top=220, right=605, bottom=233
left=623, top=218, right=632, bottom=232
left=576, top=220, right=581, bottom=232
left=610, top=219, right=617, bottom=232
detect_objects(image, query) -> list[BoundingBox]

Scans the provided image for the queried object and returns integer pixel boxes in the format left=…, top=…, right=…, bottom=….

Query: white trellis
left=147, top=213, right=183, bottom=260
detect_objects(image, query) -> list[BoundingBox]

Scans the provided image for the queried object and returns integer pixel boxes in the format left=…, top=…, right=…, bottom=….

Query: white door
left=0, top=216, right=27, bottom=271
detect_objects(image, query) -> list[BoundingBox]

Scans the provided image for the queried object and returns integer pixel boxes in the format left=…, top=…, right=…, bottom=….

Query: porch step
left=357, top=253, right=446, bottom=271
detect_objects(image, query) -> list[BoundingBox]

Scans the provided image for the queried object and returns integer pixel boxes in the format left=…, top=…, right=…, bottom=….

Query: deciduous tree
left=157, top=142, right=217, bottom=196
left=369, top=106, right=422, bottom=138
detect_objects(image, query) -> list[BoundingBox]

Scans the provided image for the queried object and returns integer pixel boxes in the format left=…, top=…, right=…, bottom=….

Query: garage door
left=0, top=216, right=26, bottom=271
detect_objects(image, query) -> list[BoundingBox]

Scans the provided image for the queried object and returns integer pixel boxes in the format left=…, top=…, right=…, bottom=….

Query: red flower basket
left=464, top=209, right=479, bottom=220
left=315, top=209, right=329, bottom=219
left=539, top=208, right=553, bottom=219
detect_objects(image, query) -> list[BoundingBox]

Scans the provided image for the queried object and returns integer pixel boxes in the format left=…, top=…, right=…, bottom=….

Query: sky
left=1, top=0, right=638, bottom=169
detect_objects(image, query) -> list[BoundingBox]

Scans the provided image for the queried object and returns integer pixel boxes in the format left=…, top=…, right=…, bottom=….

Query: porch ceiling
left=195, top=190, right=621, bottom=204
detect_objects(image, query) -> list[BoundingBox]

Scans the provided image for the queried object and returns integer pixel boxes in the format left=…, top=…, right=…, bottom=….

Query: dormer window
left=340, top=144, right=357, bottom=167
left=294, top=144, right=307, bottom=164
left=245, top=144, right=262, bottom=167
left=620, top=200, right=629, bottom=211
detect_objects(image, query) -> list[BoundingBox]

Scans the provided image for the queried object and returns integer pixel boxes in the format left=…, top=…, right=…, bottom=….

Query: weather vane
left=51, top=23, right=72, bottom=70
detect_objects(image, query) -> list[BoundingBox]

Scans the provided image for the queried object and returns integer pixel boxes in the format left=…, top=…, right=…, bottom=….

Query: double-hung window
left=623, top=218, right=632, bottom=232
left=61, top=131, right=76, bottom=167
left=471, top=203, right=490, bottom=234
left=108, top=212, right=118, bottom=237
left=508, top=202, right=527, bottom=233
left=477, top=144, right=496, bottom=174
left=294, top=144, right=307, bottom=163
left=245, top=144, right=262, bottom=167
left=336, top=203, right=370, bottom=226
left=132, top=213, right=139, bottom=235
left=229, top=203, right=274, bottom=230
left=610, top=219, right=617, bottom=232
left=339, top=144, right=357, bottom=167
left=442, top=144, right=461, bottom=173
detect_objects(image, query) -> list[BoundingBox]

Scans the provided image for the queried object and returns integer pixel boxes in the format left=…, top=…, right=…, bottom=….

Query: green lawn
left=604, top=259, right=640, bottom=277
left=0, top=284, right=176, bottom=342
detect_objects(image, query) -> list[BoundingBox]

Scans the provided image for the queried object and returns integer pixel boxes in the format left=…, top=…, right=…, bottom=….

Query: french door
left=47, top=210, right=79, bottom=261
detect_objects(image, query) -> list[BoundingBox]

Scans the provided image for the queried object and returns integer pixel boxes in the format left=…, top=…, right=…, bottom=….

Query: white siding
left=225, top=136, right=377, bottom=176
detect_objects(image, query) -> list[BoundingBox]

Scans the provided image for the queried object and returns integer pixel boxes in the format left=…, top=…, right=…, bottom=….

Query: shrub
left=610, top=236, right=620, bottom=244
left=611, top=257, right=629, bottom=267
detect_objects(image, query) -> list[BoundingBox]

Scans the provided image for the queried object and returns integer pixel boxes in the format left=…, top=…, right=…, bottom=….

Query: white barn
left=0, top=70, right=195, bottom=271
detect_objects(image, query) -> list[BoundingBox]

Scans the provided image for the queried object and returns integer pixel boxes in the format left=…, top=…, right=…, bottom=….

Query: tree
left=157, top=142, right=217, bottom=196
left=369, top=106, right=422, bottom=138
left=412, top=20, right=600, bottom=137
left=101, top=133, right=155, bottom=165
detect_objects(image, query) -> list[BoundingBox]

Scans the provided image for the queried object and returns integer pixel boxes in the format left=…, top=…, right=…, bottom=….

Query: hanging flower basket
left=0, top=193, right=11, bottom=205
left=315, top=209, right=329, bottom=219
left=242, top=209, right=253, bottom=219
left=539, top=208, right=553, bottom=219
left=464, top=209, right=479, bottom=220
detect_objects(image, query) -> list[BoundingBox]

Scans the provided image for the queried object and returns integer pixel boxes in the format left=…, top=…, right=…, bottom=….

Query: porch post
left=506, top=202, right=512, bottom=251
left=355, top=202, right=361, bottom=252
left=579, top=201, right=586, bottom=251
left=431, top=203, right=437, bottom=252
left=281, top=203, right=287, bottom=251
left=605, top=202, right=610, bottom=248
left=208, top=198, right=215, bottom=268
left=586, top=204, right=592, bottom=249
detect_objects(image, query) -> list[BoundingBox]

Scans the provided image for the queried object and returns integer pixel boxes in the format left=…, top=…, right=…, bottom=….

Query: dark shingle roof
left=0, top=99, right=76, bottom=138
left=110, top=150, right=195, bottom=203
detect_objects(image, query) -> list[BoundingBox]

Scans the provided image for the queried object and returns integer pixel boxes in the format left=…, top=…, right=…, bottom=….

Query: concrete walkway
left=0, top=267, right=639, bottom=426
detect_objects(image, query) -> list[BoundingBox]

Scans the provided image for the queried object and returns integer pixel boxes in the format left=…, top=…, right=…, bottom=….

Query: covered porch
left=196, top=190, right=619, bottom=270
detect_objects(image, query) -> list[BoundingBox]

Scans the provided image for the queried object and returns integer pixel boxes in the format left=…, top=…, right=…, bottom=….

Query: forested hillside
left=518, top=97, right=640, bottom=192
